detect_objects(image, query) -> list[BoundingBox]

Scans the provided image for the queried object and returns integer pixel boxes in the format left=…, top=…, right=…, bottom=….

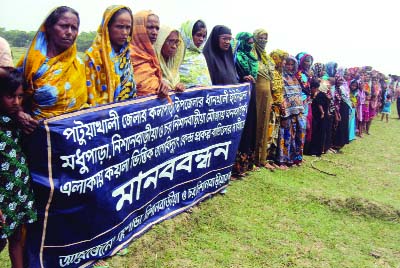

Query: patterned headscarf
left=130, top=10, right=162, bottom=96
left=154, top=25, right=185, bottom=89
left=311, top=63, right=325, bottom=78
left=252, top=28, right=274, bottom=80
left=283, top=55, right=298, bottom=75
left=269, top=49, right=288, bottom=70
left=85, top=5, right=136, bottom=106
left=295, top=52, right=313, bottom=72
left=295, top=52, right=313, bottom=95
left=17, top=6, right=88, bottom=119
left=179, top=20, right=211, bottom=87
left=234, top=32, right=258, bottom=79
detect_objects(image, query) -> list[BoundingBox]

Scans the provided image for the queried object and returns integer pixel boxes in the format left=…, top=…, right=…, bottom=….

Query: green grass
left=1, top=111, right=400, bottom=267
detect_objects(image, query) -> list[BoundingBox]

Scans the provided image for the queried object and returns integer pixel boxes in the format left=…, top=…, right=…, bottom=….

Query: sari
left=154, top=25, right=185, bottom=89
left=179, top=20, right=211, bottom=88
left=85, top=5, right=136, bottom=106
left=252, top=29, right=275, bottom=166
left=17, top=12, right=88, bottom=120
left=267, top=49, right=288, bottom=163
left=278, top=56, right=305, bottom=165
left=130, top=10, right=162, bottom=96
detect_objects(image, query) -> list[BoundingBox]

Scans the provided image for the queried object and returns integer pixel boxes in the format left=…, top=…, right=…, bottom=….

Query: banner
left=24, top=84, right=250, bottom=268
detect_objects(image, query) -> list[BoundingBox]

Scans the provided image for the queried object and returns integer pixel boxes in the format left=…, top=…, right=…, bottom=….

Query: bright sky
left=1, top=0, right=399, bottom=75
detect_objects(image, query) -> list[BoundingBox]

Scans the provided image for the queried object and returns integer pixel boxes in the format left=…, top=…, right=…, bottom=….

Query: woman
left=85, top=5, right=136, bottom=106
left=154, top=25, right=186, bottom=92
left=332, top=76, right=350, bottom=151
left=0, top=36, right=13, bottom=68
left=278, top=56, right=305, bottom=167
left=252, top=29, right=275, bottom=170
left=267, top=49, right=288, bottom=169
left=17, top=6, right=88, bottom=120
left=232, top=32, right=258, bottom=177
left=179, top=20, right=211, bottom=88
left=130, top=10, right=169, bottom=98
left=203, top=25, right=238, bottom=85
left=295, top=52, right=314, bottom=153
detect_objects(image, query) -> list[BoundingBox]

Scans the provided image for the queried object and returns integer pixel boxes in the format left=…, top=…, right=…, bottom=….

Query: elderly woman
left=278, top=56, right=305, bottom=167
left=17, top=6, right=88, bottom=124
left=154, top=25, right=185, bottom=92
left=203, top=25, right=238, bottom=85
left=267, top=49, right=288, bottom=169
left=85, top=5, right=136, bottom=106
left=179, top=20, right=211, bottom=88
left=0, top=36, right=13, bottom=69
left=252, top=29, right=275, bottom=170
left=130, top=10, right=169, bottom=99
left=231, top=32, right=258, bottom=177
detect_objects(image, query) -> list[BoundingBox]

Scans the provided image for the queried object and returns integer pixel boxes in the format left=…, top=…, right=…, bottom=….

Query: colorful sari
left=85, top=5, right=136, bottom=106
left=130, top=10, right=162, bottom=96
left=17, top=13, right=88, bottom=120
left=154, top=25, right=185, bottom=89
left=179, top=20, right=211, bottom=88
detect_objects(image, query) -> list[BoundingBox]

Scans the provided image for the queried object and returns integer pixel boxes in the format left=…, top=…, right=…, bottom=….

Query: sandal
left=93, top=260, right=109, bottom=268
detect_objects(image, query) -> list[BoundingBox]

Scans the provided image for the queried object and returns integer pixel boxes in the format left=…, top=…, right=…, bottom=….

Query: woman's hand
left=16, top=110, right=38, bottom=134
left=174, top=83, right=185, bottom=92
left=243, top=75, right=256, bottom=83
left=158, top=80, right=171, bottom=98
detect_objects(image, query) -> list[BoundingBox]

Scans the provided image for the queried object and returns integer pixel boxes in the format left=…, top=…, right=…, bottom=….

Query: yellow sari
left=85, top=5, right=136, bottom=106
left=18, top=14, right=88, bottom=120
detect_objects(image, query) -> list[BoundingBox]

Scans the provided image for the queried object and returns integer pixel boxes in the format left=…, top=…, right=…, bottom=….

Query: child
left=381, top=92, right=392, bottom=123
left=0, top=68, right=37, bottom=268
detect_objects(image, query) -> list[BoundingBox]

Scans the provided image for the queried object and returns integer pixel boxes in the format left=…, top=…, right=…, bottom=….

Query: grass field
left=0, top=59, right=399, bottom=267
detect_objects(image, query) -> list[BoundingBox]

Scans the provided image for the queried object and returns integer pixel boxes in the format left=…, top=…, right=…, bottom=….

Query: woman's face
left=161, top=31, right=180, bottom=59
left=285, top=59, right=295, bottom=72
left=47, top=11, right=79, bottom=53
left=146, top=15, right=160, bottom=44
left=108, top=10, right=132, bottom=52
left=350, top=82, right=358, bottom=90
left=302, top=56, right=312, bottom=70
left=218, top=34, right=232, bottom=51
left=193, top=27, right=207, bottom=48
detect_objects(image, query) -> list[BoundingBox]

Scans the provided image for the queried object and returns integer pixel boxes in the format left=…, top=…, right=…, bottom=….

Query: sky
left=1, top=0, right=399, bottom=75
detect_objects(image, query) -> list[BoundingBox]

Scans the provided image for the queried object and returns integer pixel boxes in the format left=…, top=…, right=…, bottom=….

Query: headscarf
left=179, top=20, right=211, bottom=87
left=130, top=10, right=162, bottom=96
left=283, top=55, right=298, bottom=76
left=269, top=49, right=288, bottom=104
left=85, top=5, right=136, bottom=106
left=252, top=29, right=274, bottom=81
left=203, top=25, right=238, bottom=85
left=295, top=52, right=313, bottom=96
left=17, top=7, right=88, bottom=120
left=234, top=32, right=258, bottom=80
left=154, top=25, right=185, bottom=89
left=325, top=62, right=338, bottom=78
left=0, top=36, right=13, bottom=67
left=311, top=63, right=325, bottom=79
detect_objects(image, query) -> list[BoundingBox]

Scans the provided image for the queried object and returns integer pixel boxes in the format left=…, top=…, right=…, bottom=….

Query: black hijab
left=203, top=25, right=238, bottom=85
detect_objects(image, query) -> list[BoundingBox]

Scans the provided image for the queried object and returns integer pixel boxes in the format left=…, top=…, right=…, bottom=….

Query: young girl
left=0, top=68, right=37, bottom=268
left=381, top=92, right=392, bottom=123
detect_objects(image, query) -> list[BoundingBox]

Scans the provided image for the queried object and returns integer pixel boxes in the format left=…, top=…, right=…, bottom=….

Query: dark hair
left=44, top=6, right=80, bottom=30
left=192, top=20, right=207, bottom=36
left=0, top=68, right=26, bottom=97
left=310, top=78, right=320, bottom=89
left=109, top=7, right=133, bottom=27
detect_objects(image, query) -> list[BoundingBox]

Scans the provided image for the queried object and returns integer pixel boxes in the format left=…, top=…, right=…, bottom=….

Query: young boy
left=0, top=68, right=37, bottom=268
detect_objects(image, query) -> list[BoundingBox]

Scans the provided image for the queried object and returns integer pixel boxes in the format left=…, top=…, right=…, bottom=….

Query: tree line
left=0, top=27, right=96, bottom=52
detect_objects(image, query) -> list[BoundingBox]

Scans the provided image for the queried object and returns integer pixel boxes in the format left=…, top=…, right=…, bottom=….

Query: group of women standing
left=0, top=4, right=397, bottom=268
